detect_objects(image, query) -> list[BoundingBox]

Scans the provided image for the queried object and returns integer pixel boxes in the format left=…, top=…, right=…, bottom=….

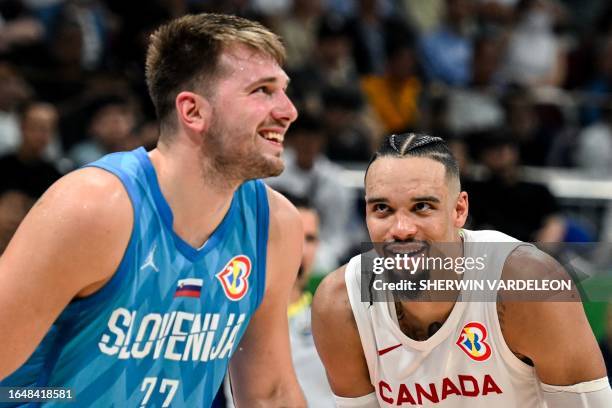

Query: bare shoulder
left=500, top=245, right=581, bottom=331
left=264, top=186, right=302, bottom=280
left=2, top=166, right=133, bottom=288
left=0, top=167, right=134, bottom=378
left=36, top=166, right=132, bottom=248
left=312, top=264, right=352, bottom=323
left=503, top=245, right=574, bottom=284
left=498, top=245, right=604, bottom=384
left=312, top=265, right=354, bottom=352
left=265, top=186, right=301, bottom=233
left=312, top=264, right=374, bottom=396
left=500, top=244, right=580, bottom=302
left=260, top=186, right=302, bottom=297
left=37, top=166, right=130, bottom=213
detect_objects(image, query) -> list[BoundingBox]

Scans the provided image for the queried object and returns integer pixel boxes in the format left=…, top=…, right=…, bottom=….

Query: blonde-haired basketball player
left=0, top=13, right=305, bottom=407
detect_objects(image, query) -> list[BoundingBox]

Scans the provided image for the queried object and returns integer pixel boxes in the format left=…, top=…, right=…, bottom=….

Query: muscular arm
left=312, top=265, right=374, bottom=397
left=229, top=187, right=305, bottom=407
left=499, top=246, right=606, bottom=385
left=0, top=168, right=132, bottom=379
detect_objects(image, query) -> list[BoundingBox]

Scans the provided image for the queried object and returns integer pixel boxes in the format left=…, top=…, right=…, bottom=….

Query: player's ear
left=175, top=91, right=212, bottom=137
left=454, top=191, right=469, bottom=228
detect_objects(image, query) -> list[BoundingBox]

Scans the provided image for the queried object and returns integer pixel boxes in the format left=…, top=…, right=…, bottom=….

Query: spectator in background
left=361, top=39, right=421, bottom=134
left=347, top=0, right=414, bottom=75
left=322, top=87, right=379, bottom=162
left=503, top=87, right=561, bottom=167
left=581, top=34, right=612, bottom=126
left=25, top=12, right=86, bottom=105
left=288, top=14, right=360, bottom=115
left=418, top=0, right=475, bottom=86
left=274, top=0, right=323, bottom=70
left=447, top=135, right=472, bottom=178
left=476, top=0, right=519, bottom=26
left=21, top=0, right=111, bottom=71
left=575, top=98, right=612, bottom=175
left=399, top=0, right=445, bottom=34
left=266, top=114, right=356, bottom=272
left=500, top=0, right=567, bottom=88
left=421, top=93, right=452, bottom=139
left=250, top=0, right=292, bottom=19
left=445, top=33, right=506, bottom=135
left=466, top=132, right=566, bottom=242
left=68, top=95, right=136, bottom=166
left=104, top=0, right=177, bottom=121
left=0, top=100, right=62, bottom=198
left=0, top=189, right=35, bottom=254
left=0, top=1, right=44, bottom=55
left=0, top=63, right=33, bottom=156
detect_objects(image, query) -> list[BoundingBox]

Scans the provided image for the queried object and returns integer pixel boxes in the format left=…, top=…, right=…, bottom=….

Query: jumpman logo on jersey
left=140, top=244, right=159, bottom=272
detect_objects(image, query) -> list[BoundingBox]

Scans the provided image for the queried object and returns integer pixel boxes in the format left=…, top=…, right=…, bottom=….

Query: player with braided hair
left=312, top=133, right=611, bottom=407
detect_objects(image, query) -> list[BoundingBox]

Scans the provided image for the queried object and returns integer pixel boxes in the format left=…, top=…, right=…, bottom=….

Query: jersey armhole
left=34, top=163, right=141, bottom=388
left=344, top=257, right=378, bottom=384
left=254, top=180, right=270, bottom=310
left=487, top=301, right=537, bottom=378
left=67, top=163, right=141, bottom=309
left=486, top=243, right=537, bottom=378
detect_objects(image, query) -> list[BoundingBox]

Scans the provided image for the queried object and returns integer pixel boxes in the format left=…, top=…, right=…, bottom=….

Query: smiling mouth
left=259, top=131, right=284, bottom=144
left=383, top=241, right=429, bottom=257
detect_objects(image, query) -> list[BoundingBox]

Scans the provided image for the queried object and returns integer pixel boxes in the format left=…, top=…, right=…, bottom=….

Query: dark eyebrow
left=412, top=196, right=440, bottom=203
left=366, top=197, right=388, bottom=205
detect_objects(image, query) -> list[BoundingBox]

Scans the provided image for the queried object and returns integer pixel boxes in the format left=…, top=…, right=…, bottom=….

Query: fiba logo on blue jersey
left=216, top=255, right=251, bottom=301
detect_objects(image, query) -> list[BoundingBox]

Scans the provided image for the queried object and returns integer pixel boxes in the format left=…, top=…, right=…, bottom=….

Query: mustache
left=382, top=239, right=429, bottom=256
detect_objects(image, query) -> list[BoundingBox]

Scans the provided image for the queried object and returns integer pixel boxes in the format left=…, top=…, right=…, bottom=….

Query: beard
left=201, top=112, right=285, bottom=186
left=383, top=240, right=431, bottom=301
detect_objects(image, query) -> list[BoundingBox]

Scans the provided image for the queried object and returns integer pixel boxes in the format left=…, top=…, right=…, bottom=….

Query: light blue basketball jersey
left=1, top=147, right=269, bottom=407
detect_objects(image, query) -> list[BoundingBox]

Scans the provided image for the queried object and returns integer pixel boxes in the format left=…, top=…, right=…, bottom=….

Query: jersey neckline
left=382, top=292, right=467, bottom=351
left=380, top=236, right=470, bottom=351
left=134, top=147, right=239, bottom=262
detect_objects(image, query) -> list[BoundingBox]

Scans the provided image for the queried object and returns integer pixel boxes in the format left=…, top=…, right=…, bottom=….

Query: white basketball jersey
left=345, top=229, right=546, bottom=407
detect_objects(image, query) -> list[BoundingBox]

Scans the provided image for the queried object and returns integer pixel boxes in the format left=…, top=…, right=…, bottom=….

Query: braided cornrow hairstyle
left=365, top=133, right=460, bottom=180
left=365, top=133, right=460, bottom=305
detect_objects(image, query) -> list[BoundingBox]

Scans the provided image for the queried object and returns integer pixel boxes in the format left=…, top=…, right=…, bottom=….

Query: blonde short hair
left=145, top=13, right=285, bottom=128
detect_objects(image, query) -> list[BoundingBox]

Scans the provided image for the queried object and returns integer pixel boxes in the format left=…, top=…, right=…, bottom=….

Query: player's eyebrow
left=366, top=197, right=388, bottom=205
left=412, top=196, right=440, bottom=203
left=247, top=76, right=291, bottom=89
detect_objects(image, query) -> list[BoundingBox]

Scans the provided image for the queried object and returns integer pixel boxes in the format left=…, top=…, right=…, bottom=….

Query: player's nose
left=389, top=213, right=418, bottom=241
left=272, top=91, right=298, bottom=124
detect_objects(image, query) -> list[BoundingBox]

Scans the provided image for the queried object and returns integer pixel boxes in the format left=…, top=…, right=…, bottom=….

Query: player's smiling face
left=203, top=44, right=297, bottom=181
left=364, top=156, right=468, bottom=248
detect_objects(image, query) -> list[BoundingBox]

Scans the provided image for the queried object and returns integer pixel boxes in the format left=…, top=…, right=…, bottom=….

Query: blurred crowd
left=2, top=0, right=612, bottom=400
left=1, top=0, right=612, bottom=268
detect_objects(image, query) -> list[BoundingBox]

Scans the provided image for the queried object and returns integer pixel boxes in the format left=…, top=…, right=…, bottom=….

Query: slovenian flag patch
left=174, top=278, right=203, bottom=298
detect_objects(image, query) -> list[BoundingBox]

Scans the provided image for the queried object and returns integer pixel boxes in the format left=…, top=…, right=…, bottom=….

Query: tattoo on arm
left=497, top=302, right=534, bottom=366
left=497, top=302, right=506, bottom=334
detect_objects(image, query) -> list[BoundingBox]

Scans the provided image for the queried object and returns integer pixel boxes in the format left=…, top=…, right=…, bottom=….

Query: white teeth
left=261, top=131, right=284, bottom=143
